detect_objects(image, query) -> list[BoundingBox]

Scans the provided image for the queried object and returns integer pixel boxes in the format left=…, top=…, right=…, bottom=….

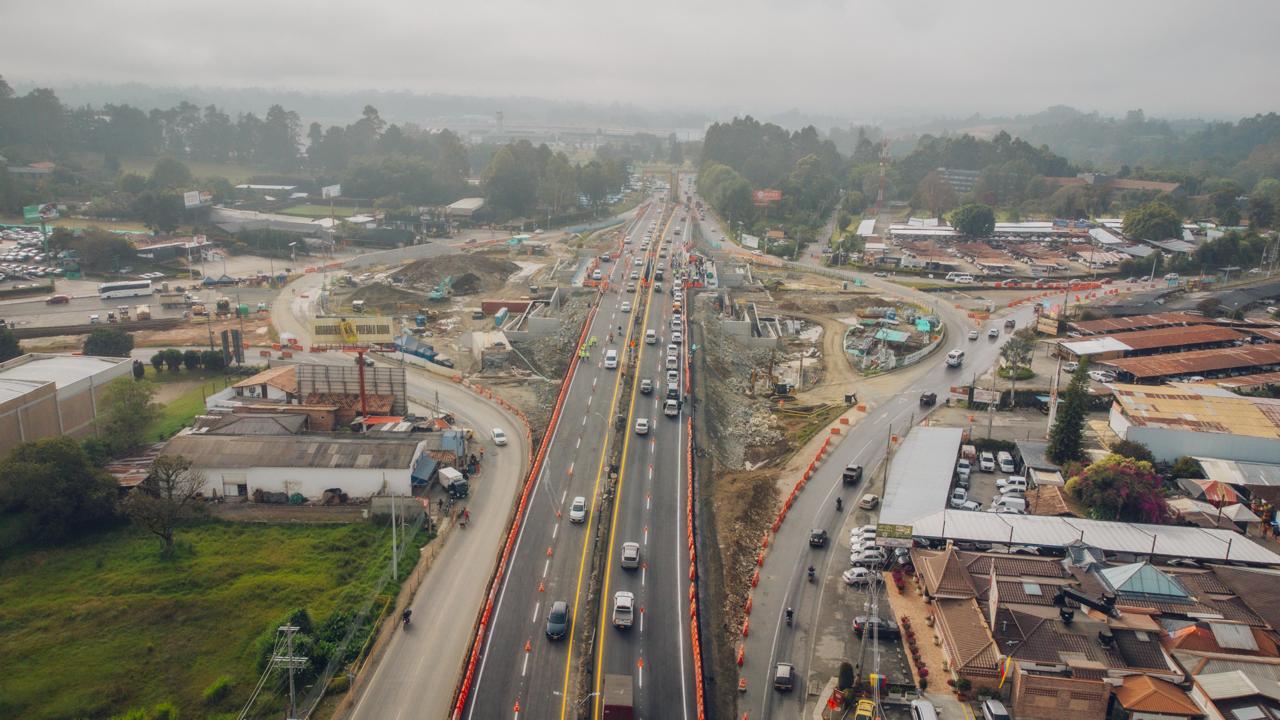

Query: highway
left=591, top=208, right=697, bottom=718
left=464, top=199, right=676, bottom=720
left=681, top=188, right=1037, bottom=717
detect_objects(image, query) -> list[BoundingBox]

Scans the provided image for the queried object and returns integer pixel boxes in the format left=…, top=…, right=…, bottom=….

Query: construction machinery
left=428, top=276, right=453, bottom=301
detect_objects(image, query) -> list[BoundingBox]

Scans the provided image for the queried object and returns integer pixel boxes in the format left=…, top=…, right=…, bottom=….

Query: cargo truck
left=134, top=304, right=152, bottom=320
left=437, top=466, right=469, bottom=498
left=602, top=674, right=634, bottom=719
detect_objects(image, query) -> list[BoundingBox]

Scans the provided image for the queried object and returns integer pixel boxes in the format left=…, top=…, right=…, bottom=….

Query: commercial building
left=1099, top=344, right=1280, bottom=383
left=1108, top=383, right=1280, bottom=464
left=446, top=197, right=486, bottom=217
left=1057, top=325, right=1248, bottom=362
left=0, top=353, right=133, bottom=455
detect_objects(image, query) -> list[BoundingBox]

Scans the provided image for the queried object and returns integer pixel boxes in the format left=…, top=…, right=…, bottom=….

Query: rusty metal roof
left=1070, top=312, right=1206, bottom=335
left=1110, top=383, right=1280, bottom=439
left=1102, top=344, right=1280, bottom=379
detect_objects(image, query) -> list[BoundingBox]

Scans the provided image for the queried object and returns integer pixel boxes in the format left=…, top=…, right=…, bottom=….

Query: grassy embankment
left=0, top=520, right=412, bottom=719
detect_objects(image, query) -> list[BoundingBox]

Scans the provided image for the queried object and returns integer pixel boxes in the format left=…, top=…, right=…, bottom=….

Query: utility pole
left=273, top=625, right=308, bottom=720
left=390, top=493, right=398, bottom=581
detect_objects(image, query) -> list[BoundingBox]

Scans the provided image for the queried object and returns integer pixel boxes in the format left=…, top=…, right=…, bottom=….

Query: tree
left=83, top=328, right=134, bottom=357
left=0, top=327, right=21, bottom=362
left=1110, top=439, right=1154, bottom=463
left=1123, top=201, right=1181, bottom=241
left=1048, top=359, right=1090, bottom=464
left=133, top=189, right=184, bottom=234
left=913, top=171, right=958, bottom=217
left=148, top=157, right=193, bottom=190
left=0, top=437, right=119, bottom=544
left=201, top=349, right=227, bottom=371
left=98, top=377, right=160, bottom=452
left=132, top=359, right=145, bottom=379
left=1066, top=454, right=1170, bottom=523
left=123, top=454, right=206, bottom=554
left=949, top=203, right=996, bottom=237
left=1248, top=195, right=1274, bottom=229
left=999, top=329, right=1036, bottom=407
left=1171, top=456, right=1204, bottom=479
left=182, top=349, right=202, bottom=371
left=162, top=348, right=184, bottom=372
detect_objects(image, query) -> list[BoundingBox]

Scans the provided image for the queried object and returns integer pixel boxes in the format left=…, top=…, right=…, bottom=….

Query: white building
left=162, top=432, right=426, bottom=499
left=1108, top=383, right=1280, bottom=463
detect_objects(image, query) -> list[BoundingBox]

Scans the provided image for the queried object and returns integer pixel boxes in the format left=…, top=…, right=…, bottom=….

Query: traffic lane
left=466, top=314, right=626, bottom=719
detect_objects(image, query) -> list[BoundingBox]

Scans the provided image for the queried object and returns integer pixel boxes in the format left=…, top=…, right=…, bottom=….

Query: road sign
left=311, top=315, right=394, bottom=345
left=22, top=203, right=57, bottom=221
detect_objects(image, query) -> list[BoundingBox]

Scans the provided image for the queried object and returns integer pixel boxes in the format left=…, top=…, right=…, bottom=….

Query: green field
left=119, top=156, right=259, bottom=184
left=141, top=375, right=229, bottom=442
left=0, top=521, right=404, bottom=719
left=279, top=204, right=359, bottom=218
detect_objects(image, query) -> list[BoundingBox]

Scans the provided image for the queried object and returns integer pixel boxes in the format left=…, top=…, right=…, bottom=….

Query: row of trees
left=480, top=140, right=630, bottom=219
left=148, top=348, right=227, bottom=373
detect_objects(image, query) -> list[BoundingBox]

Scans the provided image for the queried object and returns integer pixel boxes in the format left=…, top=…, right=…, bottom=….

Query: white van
left=911, top=700, right=941, bottom=720
left=997, top=451, right=1015, bottom=473
left=954, top=275, right=975, bottom=284
left=604, top=349, right=618, bottom=369
left=946, top=349, right=965, bottom=368
left=991, top=495, right=1027, bottom=512
left=645, top=329, right=657, bottom=344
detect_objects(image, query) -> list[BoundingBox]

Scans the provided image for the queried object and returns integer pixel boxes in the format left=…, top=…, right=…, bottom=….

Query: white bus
left=98, top=280, right=153, bottom=299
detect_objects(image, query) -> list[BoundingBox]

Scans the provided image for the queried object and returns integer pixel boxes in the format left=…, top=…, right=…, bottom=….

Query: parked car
left=851, top=547, right=888, bottom=567
left=960, top=499, right=983, bottom=511
left=979, top=451, right=996, bottom=472
left=852, top=615, right=900, bottom=639
left=949, top=486, right=969, bottom=508
left=1089, top=370, right=1117, bottom=383
left=956, top=458, right=972, bottom=481
left=1063, top=361, right=1079, bottom=373
left=842, top=567, right=879, bottom=586
left=981, top=699, right=1012, bottom=720
left=858, top=493, right=880, bottom=510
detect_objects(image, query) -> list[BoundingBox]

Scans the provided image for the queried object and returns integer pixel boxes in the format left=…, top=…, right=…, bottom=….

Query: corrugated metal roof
left=1102, top=344, right=1280, bottom=378
left=1111, top=383, right=1280, bottom=439
left=879, top=426, right=963, bottom=526
left=0, top=353, right=131, bottom=387
left=1069, top=312, right=1205, bottom=335
left=232, top=365, right=298, bottom=393
left=1196, top=457, right=1280, bottom=487
left=1060, top=337, right=1130, bottom=356
left=1197, top=670, right=1280, bottom=702
left=163, top=433, right=421, bottom=470
left=911, top=510, right=1280, bottom=565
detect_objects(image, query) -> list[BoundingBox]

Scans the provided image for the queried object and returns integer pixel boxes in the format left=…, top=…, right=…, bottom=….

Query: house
left=0, top=353, right=134, bottom=456
left=1111, top=674, right=1203, bottom=719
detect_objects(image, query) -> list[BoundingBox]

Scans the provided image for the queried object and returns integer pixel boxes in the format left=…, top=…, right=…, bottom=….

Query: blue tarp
left=411, top=455, right=438, bottom=486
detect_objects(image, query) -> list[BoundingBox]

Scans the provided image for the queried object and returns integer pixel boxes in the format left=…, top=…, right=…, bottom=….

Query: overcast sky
left=3, top=0, right=1277, bottom=121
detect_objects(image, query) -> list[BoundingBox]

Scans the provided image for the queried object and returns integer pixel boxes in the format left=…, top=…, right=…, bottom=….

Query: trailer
left=602, top=674, right=633, bottom=720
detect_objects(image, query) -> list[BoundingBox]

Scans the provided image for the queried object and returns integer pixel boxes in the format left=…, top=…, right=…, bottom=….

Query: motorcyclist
left=402, top=608, right=412, bottom=625
left=807, top=566, right=816, bottom=582
left=785, top=607, right=794, bottom=625
left=836, top=497, right=843, bottom=512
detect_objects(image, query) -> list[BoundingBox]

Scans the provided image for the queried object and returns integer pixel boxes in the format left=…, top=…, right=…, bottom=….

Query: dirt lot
left=393, top=252, right=520, bottom=295
left=19, top=314, right=275, bottom=353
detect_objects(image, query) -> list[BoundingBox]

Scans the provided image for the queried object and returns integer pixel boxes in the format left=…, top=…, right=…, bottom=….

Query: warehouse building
left=1057, top=325, right=1249, bottom=362
left=1107, top=383, right=1280, bottom=464
left=0, top=353, right=133, bottom=456
left=1098, top=344, right=1280, bottom=383
left=1066, top=312, right=1206, bottom=336
left=162, top=432, right=427, bottom=500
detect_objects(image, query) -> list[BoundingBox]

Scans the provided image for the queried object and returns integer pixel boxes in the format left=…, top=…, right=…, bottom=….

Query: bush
left=1171, top=456, right=1204, bottom=479
left=84, top=328, right=135, bottom=358
left=326, top=674, right=350, bottom=696
left=182, top=350, right=202, bottom=371
left=997, top=366, right=1035, bottom=381
left=202, top=675, right=232, bottom=706
left=1110, top=439, right=1154, bottom=463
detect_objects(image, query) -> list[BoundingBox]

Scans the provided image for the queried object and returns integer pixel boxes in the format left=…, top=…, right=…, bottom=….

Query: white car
left=956, top=458, right=972, bottom=481
left=1063, top=361, right=1079, bottom=373
left=667, top=343, right=679, bottom=356
left=635, top=418, right=650, bottom=435
left=968, top=330, right=979, bottom=341
left=569, top=496, right=587, bottom=523
left=979, top=452, right=995, bottom=472
left=491, top=427, right=508, bottom=446
left=620, top=541, right=641, bottom=569
left=988, top=327, right=999, bottom=338
left=621, top=301, right=632, bottom=313
left=949, top=487, right=969, bottom=508
left=1089, top=370, right=1116, bottom=383
left=671, top=331, right=683, bottom=344
left=842, top=567, right=879, bottom=586
left=612, top=590, right=635, bottom=629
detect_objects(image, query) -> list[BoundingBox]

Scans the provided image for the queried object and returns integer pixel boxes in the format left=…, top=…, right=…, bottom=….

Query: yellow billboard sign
left=311, top=316, right=395, bottom=345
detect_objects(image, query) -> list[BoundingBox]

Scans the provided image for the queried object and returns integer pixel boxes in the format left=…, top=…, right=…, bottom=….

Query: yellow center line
left=557, top=202, right=671, bottom=719
left=587, top=204, right=677, bottom=717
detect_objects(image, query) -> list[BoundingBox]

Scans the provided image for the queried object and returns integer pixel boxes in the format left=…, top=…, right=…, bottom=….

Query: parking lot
left=0, top=228, right=66, bottom=290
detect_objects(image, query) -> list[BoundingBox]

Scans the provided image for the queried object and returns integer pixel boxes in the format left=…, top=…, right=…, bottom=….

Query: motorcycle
left=402, top=609, right=412, bottom=626
left=807, top=566, right=816, bottom=583
left=785, top=608, right=794, bottom=626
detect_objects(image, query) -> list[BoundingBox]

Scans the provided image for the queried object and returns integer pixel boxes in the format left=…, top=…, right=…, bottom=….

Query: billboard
left=752, top=188, right=782, bottom=205
left=876, top=523, right=914, bottom=548
left=972, top=388, right=1000, bottom=404
left=183, top=191, right=202, bottom=209
left=22, top=203, right=58, bottom=222
left=741, top=233, right=760, bottom=249
left=311, top=315, right=395, bottom=346
left=321, top=184, right=342, bottom=199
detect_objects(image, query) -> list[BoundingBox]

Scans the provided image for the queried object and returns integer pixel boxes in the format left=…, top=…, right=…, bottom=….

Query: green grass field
left=279, top=204, right=358, bottom=218
left=143, top=376, right=226, bottom=441
left=119, top=156, right=259, bottom=184
left=0, top=521, right=399, bottom=719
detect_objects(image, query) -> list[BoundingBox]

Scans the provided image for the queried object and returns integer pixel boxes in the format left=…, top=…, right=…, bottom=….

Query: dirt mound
left=350, top=284, right=425, bottom=312
left=395, top=253, right=519, bottom=296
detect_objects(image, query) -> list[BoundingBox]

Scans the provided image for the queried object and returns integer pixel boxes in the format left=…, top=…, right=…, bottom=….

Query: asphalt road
left=591, top=210, right=697, bottom=719
left=464, top=200, right=670, bottom=720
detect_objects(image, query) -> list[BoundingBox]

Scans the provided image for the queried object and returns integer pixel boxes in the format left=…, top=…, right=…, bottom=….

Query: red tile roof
left=1113, top=674, right=1202, bottom=716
